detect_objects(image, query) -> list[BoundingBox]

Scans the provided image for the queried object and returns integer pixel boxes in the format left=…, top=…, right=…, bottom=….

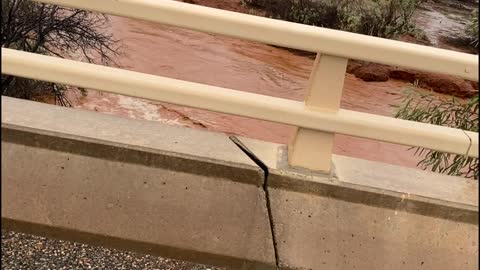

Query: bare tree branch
left=1, top=0, right=122, bottom=105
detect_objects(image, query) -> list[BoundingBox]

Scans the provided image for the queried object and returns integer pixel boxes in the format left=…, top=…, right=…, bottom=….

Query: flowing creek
left=72, top=10, right=469, bottom=168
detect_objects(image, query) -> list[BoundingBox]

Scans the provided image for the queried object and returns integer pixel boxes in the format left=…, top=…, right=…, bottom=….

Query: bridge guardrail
left=2, top=0, right=478, bottom=172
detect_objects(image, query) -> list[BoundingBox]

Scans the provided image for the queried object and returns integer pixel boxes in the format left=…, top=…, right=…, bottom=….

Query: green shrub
left=466, top=8, right=479, bottom=48
left=243, top=0, right=422, bottom=38
left=242, top=0, right=268, bottom=8
left=353, top=0, right=420, bottom=38
left=395, top=89, right=478, bottom=179
left=265, top=0, right=344, bottom=28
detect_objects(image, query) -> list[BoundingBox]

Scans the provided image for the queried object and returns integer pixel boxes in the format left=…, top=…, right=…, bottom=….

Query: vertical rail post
left=288, top=54, right=348, bottom=172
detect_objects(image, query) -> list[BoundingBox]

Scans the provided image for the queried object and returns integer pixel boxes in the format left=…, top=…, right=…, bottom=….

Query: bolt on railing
left=2, top=0, right=478, bottom=174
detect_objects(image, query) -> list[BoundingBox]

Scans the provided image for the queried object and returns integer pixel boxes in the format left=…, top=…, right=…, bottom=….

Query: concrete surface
left=1, top=97, right=263, bottom=186
left=236, top=136, right=479, bottom=270
left=2, top=97, right=276, bottom=270
left=2, top=97, right=478, bottom=270
left=333, top=154, right=479, bottom=208
left=269, top=187, right=478, bottom=270
left=236, top=136, right=478, bottom=223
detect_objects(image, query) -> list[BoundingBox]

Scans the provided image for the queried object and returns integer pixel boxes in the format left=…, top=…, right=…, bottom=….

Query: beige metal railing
left=2, top=0, right=478, bottom=172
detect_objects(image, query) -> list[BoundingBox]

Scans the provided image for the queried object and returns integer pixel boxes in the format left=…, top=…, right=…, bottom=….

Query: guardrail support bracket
left=288, top=54, right=348, bottom=172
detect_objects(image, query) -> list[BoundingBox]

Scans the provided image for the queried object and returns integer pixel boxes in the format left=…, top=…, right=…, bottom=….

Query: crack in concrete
left=229, top=136, right=280, bottom=270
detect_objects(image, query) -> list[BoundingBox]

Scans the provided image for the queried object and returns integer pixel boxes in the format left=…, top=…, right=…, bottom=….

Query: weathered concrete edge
left=1, top=97, right=261, bottom=166
left=235, top=136, right=478, bottom=225
left=2, top=218, right=274, bottom=270
left=269, top=173, right=478, bottom=224
left=2, top=123, right=264, bottom=187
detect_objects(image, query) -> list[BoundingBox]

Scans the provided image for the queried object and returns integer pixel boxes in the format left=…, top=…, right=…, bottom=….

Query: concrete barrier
left=1, top=97, right=276, bottom=270
left=2, top=97, right=478, bottom=270
left=236, top=137, right=478, bottom=270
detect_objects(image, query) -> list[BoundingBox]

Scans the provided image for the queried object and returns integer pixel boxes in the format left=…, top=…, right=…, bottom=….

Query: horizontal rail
left=3, top=48, right=477, bottom=158
left=33, top=0, right=478, bottom=81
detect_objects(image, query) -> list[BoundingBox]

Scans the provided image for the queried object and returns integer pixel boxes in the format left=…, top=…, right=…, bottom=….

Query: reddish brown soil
left=353, top=64, right=390, bottom=82
left=349, top=62, right=478, bottom=98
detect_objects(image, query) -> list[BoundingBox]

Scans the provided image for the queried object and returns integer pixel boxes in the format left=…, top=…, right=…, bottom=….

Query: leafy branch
left=395, top=86, right=478, bottom=179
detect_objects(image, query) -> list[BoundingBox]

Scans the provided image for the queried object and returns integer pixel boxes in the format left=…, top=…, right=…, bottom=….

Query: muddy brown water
left=73, top=15, right=439, bottom=169
left=413, top=0, right=476, bottom=52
